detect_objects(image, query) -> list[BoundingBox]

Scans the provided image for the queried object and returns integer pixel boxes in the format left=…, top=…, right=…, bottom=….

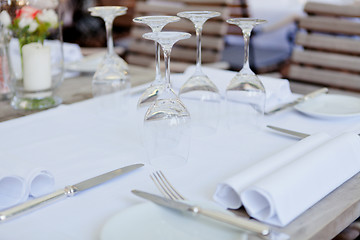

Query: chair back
left=283, top=2, right=360, bottom=91
left=126, top=0, right=248, bottom=72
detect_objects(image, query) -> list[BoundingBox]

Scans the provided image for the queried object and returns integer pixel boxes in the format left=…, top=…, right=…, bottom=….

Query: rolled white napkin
left=0, top=168, right=55, bottom=210
left=171, top=66, right=293, bottom=110
left=213, top=133, right=331, bottom=209
left=214, top=132, right=360, bottom=227
left=241, top=132, right=360, bottom=226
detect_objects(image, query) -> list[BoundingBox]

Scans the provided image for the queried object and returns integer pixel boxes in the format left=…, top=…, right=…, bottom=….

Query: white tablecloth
left=1, top=78, right=360, bottom=239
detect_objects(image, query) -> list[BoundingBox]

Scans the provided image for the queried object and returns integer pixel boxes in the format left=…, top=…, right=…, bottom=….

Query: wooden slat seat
left=304, top=2, right=360, bottom=17
left=295, top=32, right=360, bottom=55
left=282, top=2, right=360, bottom=92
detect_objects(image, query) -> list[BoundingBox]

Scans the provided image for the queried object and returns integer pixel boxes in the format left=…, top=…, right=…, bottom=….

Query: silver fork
left=149, top=171, right=290, bottom=240
left=150, top=170, right=185, bottom=201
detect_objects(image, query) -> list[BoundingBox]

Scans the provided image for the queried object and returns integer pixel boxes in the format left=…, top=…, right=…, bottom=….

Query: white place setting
left=2, top=1, right=360, bottom=240
left=1, top=64, right=360, bottom=239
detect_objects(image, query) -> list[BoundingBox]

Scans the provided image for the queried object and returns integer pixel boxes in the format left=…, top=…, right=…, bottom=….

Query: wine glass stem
left=163, top=47, right=172, bottom=89
left=155, top=42, right=161, bottom=82
left=195, top=26, right=203, bottom=71
left=105, top=18, right=115, bottom=55
left=242, top=29, right=251, bottom=70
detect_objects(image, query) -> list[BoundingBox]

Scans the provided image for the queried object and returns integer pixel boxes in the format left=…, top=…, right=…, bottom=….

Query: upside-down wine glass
left=142, top=31, right=191, bottom=169
left=133, top=16, right=180, bottom=108
left=88, top=6, right=130, bottom=101
left=225, top=18, right=267, bottom=132
left=176, top=11, right=222, bottom=136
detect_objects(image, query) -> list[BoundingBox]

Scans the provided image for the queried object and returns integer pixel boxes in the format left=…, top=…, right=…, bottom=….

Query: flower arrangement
left=0, top=5, right=61, bottom=110
left=0, top=6, right=58, bottom=50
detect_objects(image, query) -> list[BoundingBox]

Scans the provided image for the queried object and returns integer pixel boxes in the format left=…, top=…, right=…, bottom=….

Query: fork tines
left=150, top=171, right=185, bottom=201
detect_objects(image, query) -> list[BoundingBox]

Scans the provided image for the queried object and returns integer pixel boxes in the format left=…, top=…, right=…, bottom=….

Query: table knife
left=0, top=163, right=144, bottom=222
left=132, top=190, right=289, bottom=240
left=267, top=125, right=310, bottom=139
left=265, top=87, right=328, bottom=115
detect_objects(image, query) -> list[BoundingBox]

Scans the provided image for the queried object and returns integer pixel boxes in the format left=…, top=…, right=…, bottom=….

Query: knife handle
left=194, top=206, right=271, bottom=237
left=0, top=187, right=72, bottom=222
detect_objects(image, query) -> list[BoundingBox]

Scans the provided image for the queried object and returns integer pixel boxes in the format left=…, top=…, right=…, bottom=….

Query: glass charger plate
left=294, top=94, right=360, bottom=119
left=100, top=202, right=248, bottom=240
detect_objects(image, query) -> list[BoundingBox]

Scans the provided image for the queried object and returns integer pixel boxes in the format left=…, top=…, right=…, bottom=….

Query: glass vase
left=2, top=1, right=64, bottom=110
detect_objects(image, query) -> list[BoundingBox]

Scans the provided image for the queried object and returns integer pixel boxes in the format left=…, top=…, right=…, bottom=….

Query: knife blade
left=0, top=163, right=144, bottom=222
left=265, top=87, right=329, bottom=115
left=267, top=125, right=310, bottom=139
left=132, top=190, right=289, bottom=240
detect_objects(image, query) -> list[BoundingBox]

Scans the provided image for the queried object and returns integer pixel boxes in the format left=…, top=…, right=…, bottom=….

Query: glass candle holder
left=2, top=1, right=64, bottom=110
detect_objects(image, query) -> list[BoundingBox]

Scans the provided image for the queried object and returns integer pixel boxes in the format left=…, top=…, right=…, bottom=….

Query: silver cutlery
left=267, top=125, right=309, bottom=139
left=265, top=87, right=329, bottom=115
left=143, top=171, right=289, bottom=240
left=0, top=163, right=144, bottom=222
left=150, top=171, right=185, bottom=201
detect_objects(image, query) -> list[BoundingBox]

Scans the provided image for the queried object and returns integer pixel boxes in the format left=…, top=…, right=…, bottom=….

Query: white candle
left=22, top=42, right=52, bottom=91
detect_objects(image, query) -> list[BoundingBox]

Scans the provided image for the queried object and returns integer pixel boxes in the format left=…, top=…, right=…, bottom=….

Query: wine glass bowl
left=225, top=18, right=267, bottom=132
left=88, top=6, right=130, bottom=98
left=133, top=16, right=180, bottom=108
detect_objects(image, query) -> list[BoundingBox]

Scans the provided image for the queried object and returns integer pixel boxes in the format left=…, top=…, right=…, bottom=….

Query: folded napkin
left=0, top=167, right=55, bottom=210
left=171, top=66, right=293, bottom=110
left=214, top=132, right=360, bottom=227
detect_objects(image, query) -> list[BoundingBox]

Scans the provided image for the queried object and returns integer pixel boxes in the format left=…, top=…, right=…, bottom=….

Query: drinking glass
left=133, top=16, right=180, bottom=108
left=142, top=31, right=191, bottom=168
left=88, top=6, right=130, bottom=98
left=225, top=18, right=267, bottom=132
left=177, top=11, right=221, bottom=136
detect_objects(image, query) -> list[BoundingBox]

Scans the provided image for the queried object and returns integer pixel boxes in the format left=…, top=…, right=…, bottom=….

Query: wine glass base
left=92, top=79, right=131, bottom=97
left=143, top=118, right=191, bottom=169
left=11, top=95, right=62, bottom=110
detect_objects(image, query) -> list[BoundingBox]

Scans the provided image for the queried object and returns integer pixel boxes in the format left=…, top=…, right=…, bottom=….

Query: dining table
left=1, top=64, right=360, bottom=240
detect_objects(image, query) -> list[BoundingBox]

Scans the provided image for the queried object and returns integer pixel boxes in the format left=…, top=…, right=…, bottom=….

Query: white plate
left=294, top=94, right=360, bottom=119
left=100, top=202, right=248, bottom=240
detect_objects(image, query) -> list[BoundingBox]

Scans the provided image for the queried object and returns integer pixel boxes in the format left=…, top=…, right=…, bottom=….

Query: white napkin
left=214, top=132, right=360, bottom=227
left=171, top=66, right=293, bottom=110
left=213, top=133, right=331, bottom=209
left=0, top=167, right=55, bottom=210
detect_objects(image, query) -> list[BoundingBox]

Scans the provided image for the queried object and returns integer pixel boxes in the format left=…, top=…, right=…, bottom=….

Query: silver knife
left=132, top=190, right=289, bottom=240
left=267, top=125, right=310, bottom=139
left=265, top=87, right=329, bottom=115
left=0, top=163, right=144, bottom=222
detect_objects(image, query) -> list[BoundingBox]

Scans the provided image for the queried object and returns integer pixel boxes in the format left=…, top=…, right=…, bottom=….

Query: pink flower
left=15, top=6, right=40, bottom=19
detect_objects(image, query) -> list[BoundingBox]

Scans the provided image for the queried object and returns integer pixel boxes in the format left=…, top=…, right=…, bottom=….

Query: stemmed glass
left=176, top=11, right=221, bottom=135
left=142, top=31, right=191, bottom=168
left=88, top=6, right=130, bottom=98
left=133, top=16, right=180, bottom=108
left=225, top=18, right=267, bottom=132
